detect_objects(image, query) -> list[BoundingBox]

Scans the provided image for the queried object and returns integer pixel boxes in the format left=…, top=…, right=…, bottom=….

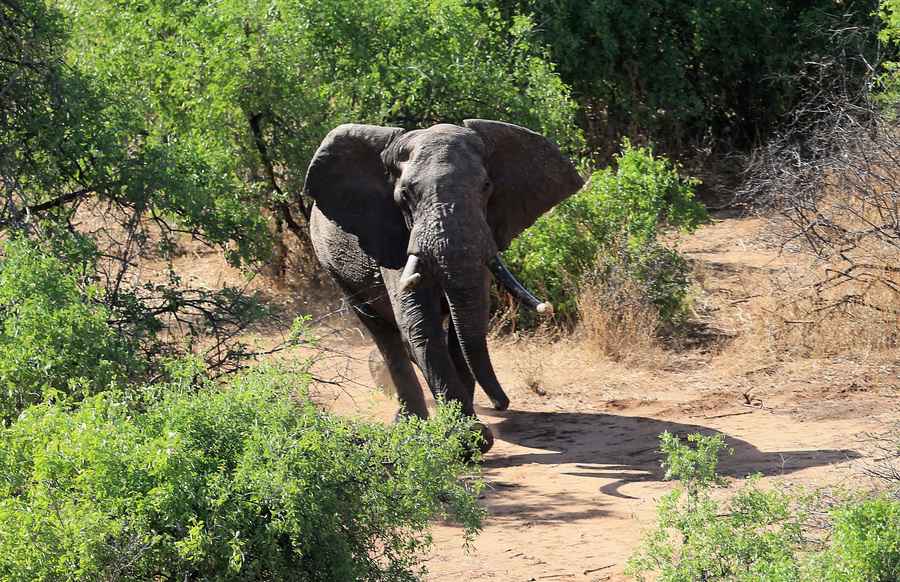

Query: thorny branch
left=738, top=38, right=900, bottom=325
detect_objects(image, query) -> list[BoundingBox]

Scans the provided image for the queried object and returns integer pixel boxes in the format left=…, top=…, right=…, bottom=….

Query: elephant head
left=303, top=120, right=583, bottom=411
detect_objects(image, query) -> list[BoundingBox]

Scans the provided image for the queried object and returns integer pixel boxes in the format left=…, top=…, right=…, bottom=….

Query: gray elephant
left=303, top=120, right=583, bottom=452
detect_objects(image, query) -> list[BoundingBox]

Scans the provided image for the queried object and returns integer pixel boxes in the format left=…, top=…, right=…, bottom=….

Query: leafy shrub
left=0, top=364, right=483, bottom=581
left=628, top=432, right=812, bottom=582
left=628, top=432, right=900, bottom=582
left=659, top=431, right=729, bottom=494
left=816, top=497, right=900, bottom=582
left=1, top=0, right=271, bottom=266
left=2, top=0, right=278, bottom=374
left=504, top=141, right=705, bottom=322
left=490, top=0, right=883, bottom=152
left=0, top=240, right=140, bottom=425
left=880, top=0, right=900, bottom=104
left=59, top=0, right=584, bottom=245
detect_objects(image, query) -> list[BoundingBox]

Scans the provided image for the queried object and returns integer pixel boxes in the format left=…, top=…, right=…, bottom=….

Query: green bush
left=1, top=0, right=271, bottom=266
left=490, top=0, right=883, bottom=152
left=59, top=0, right=584, bottom=219
left=0, top=240, right=140, bottom=425
left=0, top=364, right=484, bottom=581
left=815, top=498, right=900, bottom=582
left=2, top=0, right=277, bottom=373
left=504, top=141, right=706, bottom=321
left=628, top=432, right=812, bottom=582
left=628, top=432, right=900, bottom=582
left=880, top=0, right=900, bottom=104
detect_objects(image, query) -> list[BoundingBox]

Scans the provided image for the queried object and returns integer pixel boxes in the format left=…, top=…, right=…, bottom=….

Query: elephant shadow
left=481, top=408, right=860, bottom=501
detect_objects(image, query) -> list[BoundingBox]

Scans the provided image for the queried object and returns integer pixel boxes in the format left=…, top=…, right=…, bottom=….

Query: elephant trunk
left=408, top=210, right=516, bottom=411
left=443, top=276, right=510, bottom=411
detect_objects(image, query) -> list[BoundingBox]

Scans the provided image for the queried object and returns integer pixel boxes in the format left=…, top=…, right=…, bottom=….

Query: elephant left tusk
left=488, top=255, right=554, bottom=316
left=399, top=254, right=422, bottom=292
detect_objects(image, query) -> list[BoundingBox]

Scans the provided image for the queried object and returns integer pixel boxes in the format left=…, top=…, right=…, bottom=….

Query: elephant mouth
left=398, top=253, right=553, bottom=316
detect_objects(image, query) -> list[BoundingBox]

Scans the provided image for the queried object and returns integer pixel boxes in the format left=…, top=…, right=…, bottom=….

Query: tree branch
left=26, top=188, right=93, bottom=213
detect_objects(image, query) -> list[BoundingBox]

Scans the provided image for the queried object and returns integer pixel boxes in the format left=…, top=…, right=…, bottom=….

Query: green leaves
left=58, top=0, right=584, bottom=211
left=504, top=141, right=706, bottom=321
left=0, top=366, right=484, bottom=581
left=659, top=431, right=730, bottom=494
left=490, top=0, right=882, bottom=150
left=628, top=432, right=900, bottom=582
left=0, top=240, right=140, bottom=425
left=820, top=498, right=900, bottom=582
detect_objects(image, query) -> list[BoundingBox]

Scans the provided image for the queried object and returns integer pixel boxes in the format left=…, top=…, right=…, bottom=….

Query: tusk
left=488, top=255, right=554, bottom=317
left=399, top=254, right=422, bottom=292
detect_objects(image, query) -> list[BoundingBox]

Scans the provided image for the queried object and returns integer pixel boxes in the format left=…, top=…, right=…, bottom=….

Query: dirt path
left=305, top=215, right=898, bottom=582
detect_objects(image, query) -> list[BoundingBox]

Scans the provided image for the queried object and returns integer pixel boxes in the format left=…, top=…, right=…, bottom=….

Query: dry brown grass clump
left=576, top=277, right=662, bottom=362
left=510, top=341, right=548, bottom=396
left=745, top=260, right=898, bottom=358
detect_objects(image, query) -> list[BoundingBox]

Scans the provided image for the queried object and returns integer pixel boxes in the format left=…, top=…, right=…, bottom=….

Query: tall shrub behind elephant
left=303, top=120, right=583, bottom=452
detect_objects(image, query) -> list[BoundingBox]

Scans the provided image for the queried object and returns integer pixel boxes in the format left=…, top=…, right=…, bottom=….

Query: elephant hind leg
left=357, top=313, right=429, bottom=419
left=368, top=348, right=395, bottom=397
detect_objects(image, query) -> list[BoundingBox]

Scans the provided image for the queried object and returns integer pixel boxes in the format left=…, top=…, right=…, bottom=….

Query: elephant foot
left=474, top=422, right=495, bottom=455
left=490, top=394, right=510, bottom=411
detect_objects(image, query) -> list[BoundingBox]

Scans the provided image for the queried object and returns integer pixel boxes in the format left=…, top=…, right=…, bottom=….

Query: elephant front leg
left=390, top=281, right=476, bottom=417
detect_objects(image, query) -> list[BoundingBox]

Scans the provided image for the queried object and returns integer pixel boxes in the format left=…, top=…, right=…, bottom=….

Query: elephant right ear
left=303, top=123, right=404, bottom=207
left=462, top=119, right=584, bottom=251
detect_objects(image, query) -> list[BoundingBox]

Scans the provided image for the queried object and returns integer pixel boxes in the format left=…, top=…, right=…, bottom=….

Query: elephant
left=303, top=120, right=583, bottom=452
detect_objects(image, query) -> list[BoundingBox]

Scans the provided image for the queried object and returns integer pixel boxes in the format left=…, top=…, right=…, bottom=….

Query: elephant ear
left=463, top=119, right=584, bottom=251
left=303, top=124, right=406, bottom=265
left=303, top=123, right=403, bottom=207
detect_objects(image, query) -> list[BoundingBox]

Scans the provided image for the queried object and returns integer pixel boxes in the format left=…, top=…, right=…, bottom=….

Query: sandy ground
left=297, top=214, right=899, bottom=582
left=163, top=212, right=899, bottom=581
left=305, top=334, right=896, bottom=582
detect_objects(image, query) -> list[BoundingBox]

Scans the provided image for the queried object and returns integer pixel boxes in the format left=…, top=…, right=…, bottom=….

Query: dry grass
left=576, top=277, right=662, bottom=363
left=695, top=247, right=898, bottom=369
left=735, top=99, right=900, bottom=361
left=745, top=260, right=898, bottom=359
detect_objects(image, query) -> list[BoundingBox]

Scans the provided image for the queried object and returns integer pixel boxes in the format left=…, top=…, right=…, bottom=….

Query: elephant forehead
left=400, top=125, right=486, bottom=158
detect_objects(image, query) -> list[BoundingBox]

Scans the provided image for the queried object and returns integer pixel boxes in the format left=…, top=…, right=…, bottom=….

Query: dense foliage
left=1, top=0, right=276, bottom=375
left=0, top=365, right=484, bottom=581
left=628, top=433, right=900, bottom=582
left=57, top=0, right=584, bottom=243
left=505, top=141, right=706, bottom=321
left=1, top=0, right=270, bottom=261
left=490, top=0, right=885, bottom=153
left=0, top=240, right=140, bottom=425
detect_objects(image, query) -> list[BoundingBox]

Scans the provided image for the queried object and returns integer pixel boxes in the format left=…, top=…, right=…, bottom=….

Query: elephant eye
left=482, top=179, right=492, bottom=193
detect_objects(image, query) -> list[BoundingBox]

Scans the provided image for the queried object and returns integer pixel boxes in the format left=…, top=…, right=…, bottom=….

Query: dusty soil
left=166, top=213, right=899, bottom=581
left=298, top=214, right=899, bottom=582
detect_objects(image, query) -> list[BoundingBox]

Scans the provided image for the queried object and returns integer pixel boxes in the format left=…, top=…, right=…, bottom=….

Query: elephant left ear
left=463, top=119, right=584, bottom=251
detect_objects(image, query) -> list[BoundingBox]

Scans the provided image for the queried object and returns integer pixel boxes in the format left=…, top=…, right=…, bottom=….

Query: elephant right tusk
left=488, top=255, right=554, bottom=316
left=399, top=254, right=422, bottom=292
